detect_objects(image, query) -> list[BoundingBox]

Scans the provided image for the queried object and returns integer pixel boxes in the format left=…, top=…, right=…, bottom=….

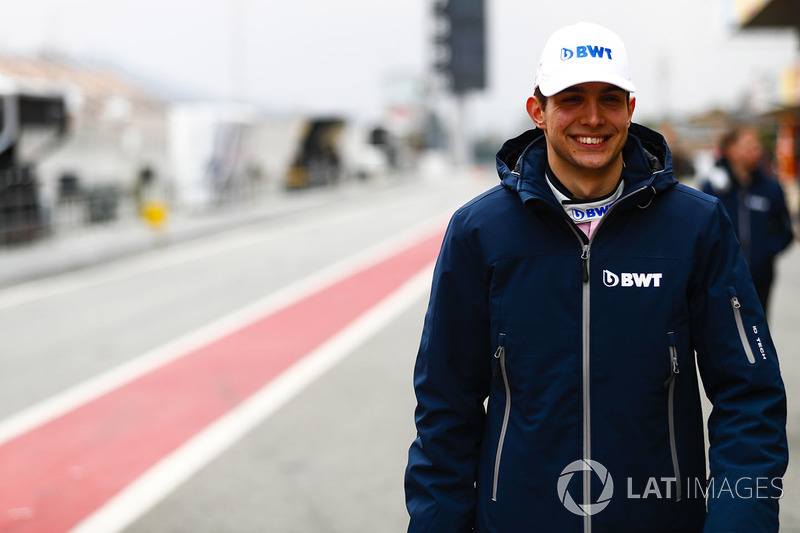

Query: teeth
left=576, top=136, right=604, bottom=145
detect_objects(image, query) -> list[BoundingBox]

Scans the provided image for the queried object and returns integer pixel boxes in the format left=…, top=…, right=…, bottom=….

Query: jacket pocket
left=492, top=333, right=509, bottom=502
left=664, top=332, right=682, bottom=501
left=730, top=294, right=756, bottom=364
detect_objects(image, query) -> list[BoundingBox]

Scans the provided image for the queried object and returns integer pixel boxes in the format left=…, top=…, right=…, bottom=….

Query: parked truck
left=0, top=86, right=68, bottom=244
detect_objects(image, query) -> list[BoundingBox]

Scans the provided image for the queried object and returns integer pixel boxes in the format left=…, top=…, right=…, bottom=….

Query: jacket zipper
left=664, top=332, right=682, bottom=501
left=564, top=185, right=650, bottom=533
left=731, top=296, right=756, bottom=364
left=562, top=186, right=652, bottom=533
left=564, top=226, right=594, bottom=533
left=581, top=242, right=592, bottom=533
left=492, top=333, right=510, bottom=502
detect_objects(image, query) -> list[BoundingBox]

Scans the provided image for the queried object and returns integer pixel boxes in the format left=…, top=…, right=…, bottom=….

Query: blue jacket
left=701, top=159, right=794, bottom=289
left=405, top=125, right=787, bottom=533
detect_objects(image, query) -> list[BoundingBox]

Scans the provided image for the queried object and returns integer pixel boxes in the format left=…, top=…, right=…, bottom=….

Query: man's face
left=527, top=82, right=635, bottom=180
left=727, top=129, right=762, bottom=173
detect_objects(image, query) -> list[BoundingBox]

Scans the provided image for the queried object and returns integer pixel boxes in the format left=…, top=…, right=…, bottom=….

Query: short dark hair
left=534, top=87, right=548, bottom=110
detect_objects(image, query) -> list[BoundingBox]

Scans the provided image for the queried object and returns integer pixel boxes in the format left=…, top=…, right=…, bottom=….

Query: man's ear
left=627, top=96, right=636, bottom=127
left=527, top=96, right=546, bottom=130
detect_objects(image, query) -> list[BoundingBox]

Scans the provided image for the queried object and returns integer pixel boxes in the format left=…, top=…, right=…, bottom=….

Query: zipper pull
left=493, top=345, right=505, bottom=359
left=663, top=358, right=678, bottom=389
left=493, top=333, right=506, bottom=359
left=731, top=296, right=741, bottom=309
left=664, top=332, right=679, bottom=388
left=581, top=245, right=590, bottom=283
left=492, top=334, right=506, bottom=376
left=667, top=332, right=679, bottom=375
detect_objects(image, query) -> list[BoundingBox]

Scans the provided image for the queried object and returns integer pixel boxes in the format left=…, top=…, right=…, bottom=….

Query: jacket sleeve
left=690, top=201, right=788, bottom=532
left=405, top=210, right=492, bottom=533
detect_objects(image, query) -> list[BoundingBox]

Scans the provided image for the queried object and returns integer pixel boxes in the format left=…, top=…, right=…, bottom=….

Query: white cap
left=534, top=22, right=635, bottom=97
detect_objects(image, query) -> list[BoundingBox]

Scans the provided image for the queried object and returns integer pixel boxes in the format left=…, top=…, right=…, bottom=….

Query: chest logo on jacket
left=603, top=269, right=663, bottom=288
left=744, top=194, right=770, bottom=212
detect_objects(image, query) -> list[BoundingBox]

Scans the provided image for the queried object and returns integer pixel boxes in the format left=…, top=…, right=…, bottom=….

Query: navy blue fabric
left=405, top=125, right=787, bottom=533
left=700, top=159, right=794, bottom=290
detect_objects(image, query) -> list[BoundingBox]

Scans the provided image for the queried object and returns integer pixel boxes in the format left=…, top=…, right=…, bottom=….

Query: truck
left=0, top=85, right=68, bottom=244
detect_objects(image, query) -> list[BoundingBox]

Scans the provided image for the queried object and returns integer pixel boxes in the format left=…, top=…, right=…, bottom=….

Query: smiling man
left=405, top=22, right=787, bottom=533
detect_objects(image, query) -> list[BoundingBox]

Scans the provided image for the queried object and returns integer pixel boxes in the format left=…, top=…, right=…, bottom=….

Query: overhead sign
left=432, top=0, right=487, bottom=94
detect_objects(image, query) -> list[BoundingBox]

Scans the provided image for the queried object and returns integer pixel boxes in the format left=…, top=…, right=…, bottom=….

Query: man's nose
left=580, top=99, right=604, bottom=127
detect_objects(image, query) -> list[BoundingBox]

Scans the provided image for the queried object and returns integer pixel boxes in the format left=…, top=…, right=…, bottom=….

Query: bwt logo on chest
left=561, top=46, right=613, bottom=61
left=603, top=270, right=663, bottom=288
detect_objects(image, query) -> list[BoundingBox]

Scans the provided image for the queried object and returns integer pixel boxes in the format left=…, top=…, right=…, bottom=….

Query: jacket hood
left=495, top=123, right=677, bottom=206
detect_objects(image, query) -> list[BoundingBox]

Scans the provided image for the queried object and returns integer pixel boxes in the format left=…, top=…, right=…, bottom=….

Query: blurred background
left=1, top=1, right=800, bottom=532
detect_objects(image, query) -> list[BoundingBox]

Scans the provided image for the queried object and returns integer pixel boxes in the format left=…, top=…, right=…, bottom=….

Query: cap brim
left=538, top=72, right=636, bottom=97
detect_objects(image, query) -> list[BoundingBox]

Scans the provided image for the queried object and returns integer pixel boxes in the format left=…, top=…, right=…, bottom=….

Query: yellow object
left=286, top=166, right=309, bottom=188
left=141, top=200, right=168, bottom=230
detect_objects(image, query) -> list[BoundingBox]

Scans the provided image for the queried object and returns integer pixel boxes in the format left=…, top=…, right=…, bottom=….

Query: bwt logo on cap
left=561, top=45, right=614, bottom=61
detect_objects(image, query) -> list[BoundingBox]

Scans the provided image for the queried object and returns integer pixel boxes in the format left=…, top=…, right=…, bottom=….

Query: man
left=701, top=125, right=794, bottom=318
left=405, top=22, right=787, bottom=533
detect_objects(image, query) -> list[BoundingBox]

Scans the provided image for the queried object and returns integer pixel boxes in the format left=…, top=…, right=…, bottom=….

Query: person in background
left=702, top=125, right=794, bottom=317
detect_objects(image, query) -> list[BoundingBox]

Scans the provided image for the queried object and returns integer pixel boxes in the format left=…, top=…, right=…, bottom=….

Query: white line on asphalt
left=0, top=219, right=444, bottom=448
left=68, top=262, right=434, bottom=533
left=0, top=190, right=445, bottom=311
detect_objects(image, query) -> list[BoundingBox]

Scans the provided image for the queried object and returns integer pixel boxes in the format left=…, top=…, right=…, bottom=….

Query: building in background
left=0, top=54, right=168, bottom=230
left=0, top=54, right=406, bottom=240
left=0, top=55, right=168, bottom=194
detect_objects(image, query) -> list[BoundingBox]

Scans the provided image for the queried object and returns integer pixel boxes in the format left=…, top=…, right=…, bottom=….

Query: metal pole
left=453, top=94, right=470, bottom=171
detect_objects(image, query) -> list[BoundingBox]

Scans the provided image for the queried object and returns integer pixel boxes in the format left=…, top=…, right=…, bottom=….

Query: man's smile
left=573, top=135, right=610, bottom=146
